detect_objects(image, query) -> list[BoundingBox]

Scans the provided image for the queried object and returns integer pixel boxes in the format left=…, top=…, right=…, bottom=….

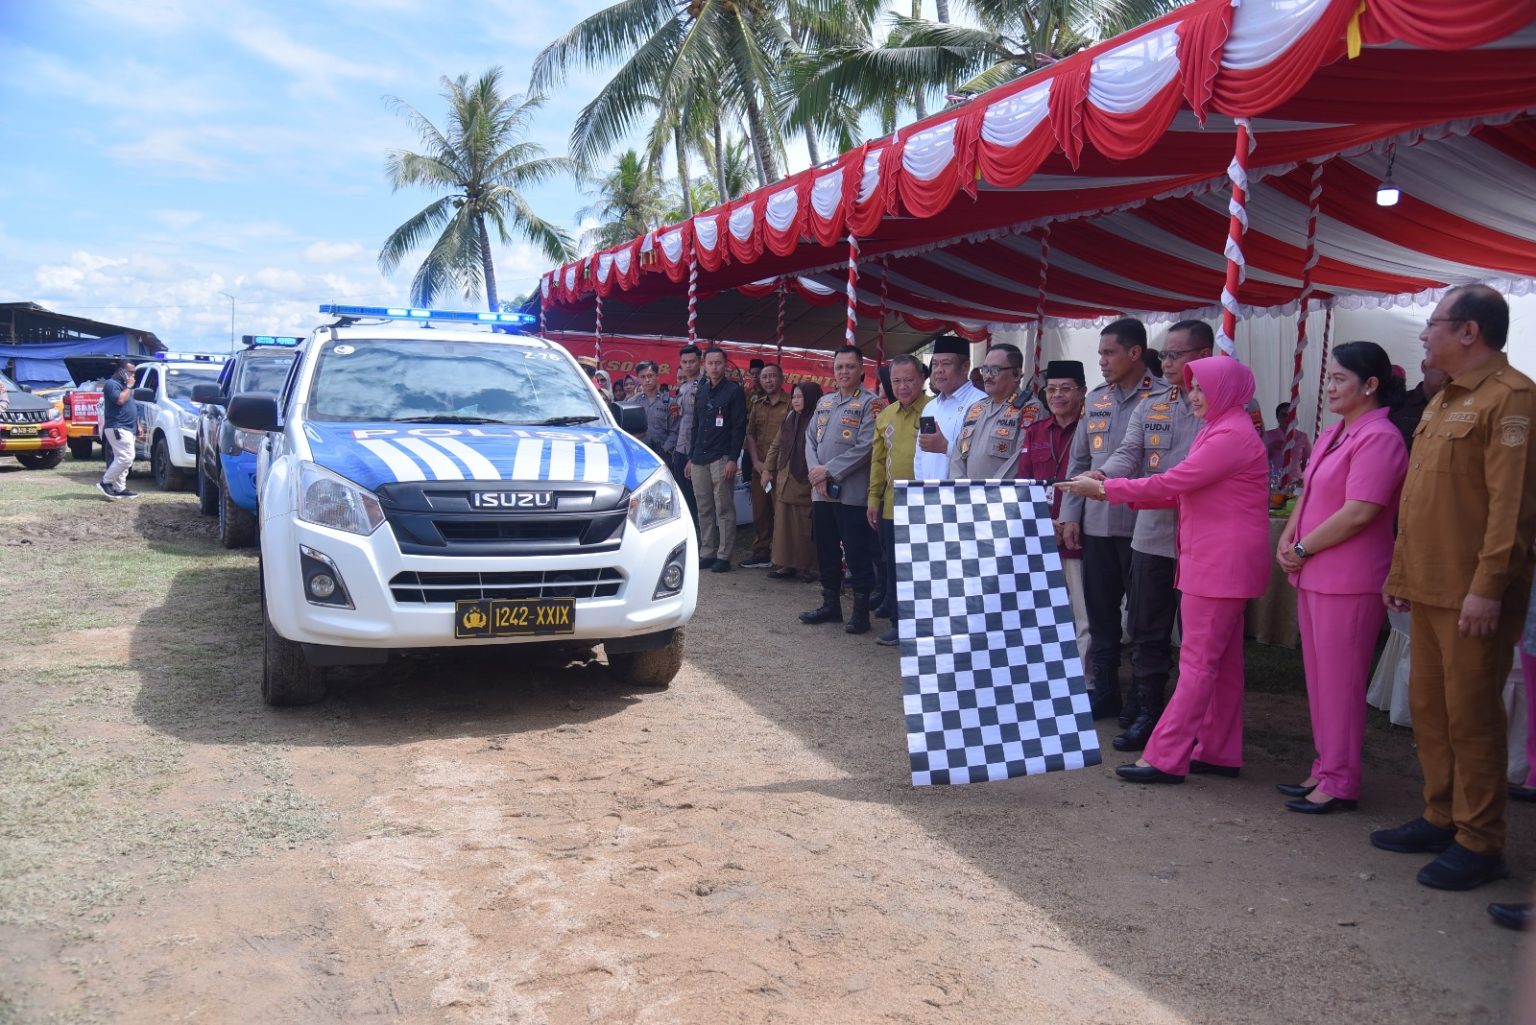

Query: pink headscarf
left=1184, top=356, right=1256, bottom=422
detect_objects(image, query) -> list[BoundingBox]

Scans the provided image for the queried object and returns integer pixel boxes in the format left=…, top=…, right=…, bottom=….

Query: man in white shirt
left=914, top=336, right=984, bottom=480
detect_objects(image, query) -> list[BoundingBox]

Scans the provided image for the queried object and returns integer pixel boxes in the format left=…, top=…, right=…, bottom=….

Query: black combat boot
left=1089, top=676, right=1122, bottom=721
left=1118, top=681, right=1141, bottom=730
left=1113, top=675, right=1167, bottom=751
left=799, top=589, right=844, bottom=625
left=846, top=592, right=872, bottom=635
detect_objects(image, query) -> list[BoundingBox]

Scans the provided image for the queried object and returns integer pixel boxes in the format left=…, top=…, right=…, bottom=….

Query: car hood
left=2, top=390, right=54, bottom=414
left=63, top=354, right=152, bottom=387
left=302, top=422, right=664, bottom=493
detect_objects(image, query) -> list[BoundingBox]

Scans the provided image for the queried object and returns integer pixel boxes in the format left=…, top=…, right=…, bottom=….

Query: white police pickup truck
left=228, top=305, right=697, bottom=705
left=124, top=353, right=228, bottom=490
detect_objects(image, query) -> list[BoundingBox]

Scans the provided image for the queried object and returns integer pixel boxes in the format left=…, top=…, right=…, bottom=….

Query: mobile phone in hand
left=827, top=481, right=841, bottom=499
left=919, top=416, right=937, bottom=435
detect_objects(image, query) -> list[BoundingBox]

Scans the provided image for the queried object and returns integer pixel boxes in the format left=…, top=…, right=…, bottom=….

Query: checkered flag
left=894, top=480, right=1101, bottom=786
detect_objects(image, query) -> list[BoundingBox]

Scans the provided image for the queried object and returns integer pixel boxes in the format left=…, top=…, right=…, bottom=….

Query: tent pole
left=876, top=257, right=889, bottom=367
left=687, top=248, right=699, bottom=345
left=776, top=279, right=786, bottom=364
left=1314, top=305, right=1334, bottom=440
left=1216, top=118, right=1254, bottom=356
left=1281, top=161, right=1325, bottom=487
left=594, top=290, right=604, bottom=369
left=1033, top=223, right=1052, bottom=389
left=845, top=235, right=860, bottom=352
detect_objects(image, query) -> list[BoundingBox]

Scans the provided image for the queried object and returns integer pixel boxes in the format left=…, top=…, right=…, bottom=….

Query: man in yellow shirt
left=868, top=355, right=930, bottom=647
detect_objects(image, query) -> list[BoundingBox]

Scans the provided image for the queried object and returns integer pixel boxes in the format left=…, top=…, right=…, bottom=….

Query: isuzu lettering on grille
left=469, top=491, right=555, bottom=509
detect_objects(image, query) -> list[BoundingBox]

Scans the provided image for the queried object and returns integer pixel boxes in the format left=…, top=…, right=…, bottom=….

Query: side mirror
left=133, top=388, right=155, bottom=402
left=613, top=401, right=647, bottom=436
left=190, top=383, right=223, bottom=405
left=227, top=391, right=280, bottom=432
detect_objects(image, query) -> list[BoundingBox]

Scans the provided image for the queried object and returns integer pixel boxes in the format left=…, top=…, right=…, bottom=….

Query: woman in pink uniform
left=1276, top=341, right=1408, bottom=813
left=1059, top=357, right=1270, bottom=783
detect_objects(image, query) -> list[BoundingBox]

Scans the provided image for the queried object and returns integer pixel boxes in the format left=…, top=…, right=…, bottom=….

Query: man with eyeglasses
left=1089, top=320, right=1212, bottom=752
left=1059, top=317, right=1170, bottom=721
left=914, top=336, right=984, bottom=480
left=949, top=343, right=1033, bottom=479
left=1019, top=360, right=1090, bottom=663
left=1377, top=285, right=1536, bottom=893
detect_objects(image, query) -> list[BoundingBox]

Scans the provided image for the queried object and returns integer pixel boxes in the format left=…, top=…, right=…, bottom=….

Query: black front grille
left=377, top=480, right=630, bottom=557
left=436, top=520, right=583, bottom=544
left=390, top=568, right=624, bottom=604
left=1, top=409, right=52, bottom=424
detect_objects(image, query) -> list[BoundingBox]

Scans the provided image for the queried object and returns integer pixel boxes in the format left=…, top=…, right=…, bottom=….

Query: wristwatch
left=1292, top=542, right=1310, bottom=560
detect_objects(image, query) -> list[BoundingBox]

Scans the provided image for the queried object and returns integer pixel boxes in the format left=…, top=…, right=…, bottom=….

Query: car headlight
left=627, top=469, right=680, bottom=532
left=177, top=408, right=199, bottom=431
left=297, top=461, right=385, bottom=536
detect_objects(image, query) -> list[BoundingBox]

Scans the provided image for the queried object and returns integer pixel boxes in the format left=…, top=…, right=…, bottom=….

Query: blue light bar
left=318, top=304, right=538, bottom=327
left=242, top=334, right=303, bottom=348
left=155, top=351, right=230, bottom=363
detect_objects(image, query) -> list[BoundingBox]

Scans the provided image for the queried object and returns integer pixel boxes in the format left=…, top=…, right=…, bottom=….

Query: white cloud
left=150, top=209, right=205, bottom=230
left=108, top=128, right=230, bottom=178
left=35, top=251, right=130, bottom=294
left=304, top=240, right=365, bottom=263
left=232, top=23, right=397, bottom=97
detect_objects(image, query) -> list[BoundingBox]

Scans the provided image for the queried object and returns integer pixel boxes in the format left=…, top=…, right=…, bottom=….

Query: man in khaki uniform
left=1377, top=285, right=1536, bottom=891
left=949, top=343, right=1034, bottom=479
left=742, top=364, right=789, bottom=568
left=801, top=347, right=880, bottom=634
left=868, top=355, right=929, bottom=647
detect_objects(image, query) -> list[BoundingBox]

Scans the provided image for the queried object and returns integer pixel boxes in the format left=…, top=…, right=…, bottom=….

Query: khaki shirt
left=949, top=389, right=1038, bottom=479
left=806, top=387, right=880, bottom=506
left=1059, top=372, right=1171, bottom=538
left=1387, top=353, right=1536, bottom=610
left=869, top=393, right=930, bottom=519
left=673, top=377, right=700, bottom=456
left=1098, top=386, right=1201, bottom=560
left=746, top=389, right=789, bottom=464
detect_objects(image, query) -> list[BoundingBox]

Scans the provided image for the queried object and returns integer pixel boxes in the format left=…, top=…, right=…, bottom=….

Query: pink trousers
left=1144, top=595, right=1247, bottom=775
left=1297, top=589, right=1384, bottom=800
left=1523, top=649, right=1536, bottom=789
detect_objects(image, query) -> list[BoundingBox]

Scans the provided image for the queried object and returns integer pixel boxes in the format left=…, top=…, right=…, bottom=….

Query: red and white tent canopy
left=540, top=0, right=1536, bottom=353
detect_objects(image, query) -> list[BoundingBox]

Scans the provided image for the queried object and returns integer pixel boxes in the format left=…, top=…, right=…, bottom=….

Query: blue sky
left=0, top=0, right=756, bottom=348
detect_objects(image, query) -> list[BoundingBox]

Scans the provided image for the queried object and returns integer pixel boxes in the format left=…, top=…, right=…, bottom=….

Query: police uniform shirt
left=805, top=386, right=879, bottom=505
left=636, top=390, right=678, bottom=454
left=913, top=380, right=984, bottom=480
left=1059, top=371, right=1172, bottom=538
left=1097, top=386, right=1200, bottom=559
left=672, top=376, right=699, bottom=457
left=949, top=389, right=1034, bottom=479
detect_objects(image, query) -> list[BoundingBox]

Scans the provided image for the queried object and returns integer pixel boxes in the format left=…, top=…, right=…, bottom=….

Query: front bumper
left=167, top=426, right=199, bottom=468
left=261, top=512, right=698, bottom=651
left=0, top=423, right=67, bottom=452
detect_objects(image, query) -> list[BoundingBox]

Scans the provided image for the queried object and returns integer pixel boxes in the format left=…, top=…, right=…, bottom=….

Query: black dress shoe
left=1276, top=782, right=1318, bottom=798
left=1418, top=842, right=1510, bottom=891
left=711, top=558, right=732, bottom=573
left=1371, top=817, right=1455, bottom=854
left=1285, top=795, right=1357, bottom=814
left=1188, top=759, right=1240, bottom=778
left=1509, top=784, right=1536, bottom=803
left=1488, top=902, right=1532, bottom=931
left=1115, top=763, right=1184, bottom=785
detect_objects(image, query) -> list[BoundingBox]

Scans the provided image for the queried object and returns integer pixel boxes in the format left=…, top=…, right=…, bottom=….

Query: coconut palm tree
left=578, top=149, right=671, bottom=251
left=379, top=68, right=576, bottom=310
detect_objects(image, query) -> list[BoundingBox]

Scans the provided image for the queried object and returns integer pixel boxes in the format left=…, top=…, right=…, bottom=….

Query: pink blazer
left=1102, top=359, right=1271, bottom=599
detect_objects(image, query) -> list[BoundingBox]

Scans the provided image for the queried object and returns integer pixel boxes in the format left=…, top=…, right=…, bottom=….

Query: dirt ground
left=0, top=462, right=1530, bottom=1024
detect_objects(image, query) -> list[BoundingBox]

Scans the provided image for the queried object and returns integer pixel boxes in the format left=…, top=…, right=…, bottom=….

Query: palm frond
left=529, top=0, right=684, bottom=90
left=378, top=195, right=455, bottom=275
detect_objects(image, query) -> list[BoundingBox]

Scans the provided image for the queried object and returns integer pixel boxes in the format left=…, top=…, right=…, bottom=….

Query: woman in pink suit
left=1276, top=342, right=1408, bottom=813
left=1059, top=356, right=1270, bottom=783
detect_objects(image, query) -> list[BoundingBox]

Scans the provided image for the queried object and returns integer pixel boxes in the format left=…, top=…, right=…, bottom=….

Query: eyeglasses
left=1424, top=317, right=1465, bottom=330
left=977, top=365, right=1018, bottom=377
left=1162, top=348, right=1204, bottom=358
left=1043, top=385, right=1082, bottom=395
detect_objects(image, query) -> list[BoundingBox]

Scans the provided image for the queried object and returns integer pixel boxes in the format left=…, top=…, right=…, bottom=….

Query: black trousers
left=669, top=451, right=699, bottom=527
left=813, top=501, right=876, bottom=596
left=1128, top=549, right=1179, bottom=682
left=881, top=517, right=899, bottom=620
left=1082, top=534, right=1135, bottom=685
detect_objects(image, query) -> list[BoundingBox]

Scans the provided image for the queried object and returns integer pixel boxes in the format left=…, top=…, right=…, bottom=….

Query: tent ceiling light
left=1376, top=145, right=1401, bottom=207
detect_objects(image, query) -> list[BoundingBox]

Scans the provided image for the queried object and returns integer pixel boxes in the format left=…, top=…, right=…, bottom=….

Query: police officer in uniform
left=1094, top=320, right=1211, bottom=751
left=1059, top=318, right=1171, bottom=720
left=949, top=343, right=1033, bottom=478
left=633, top=361, right=678, bottom=457
left=801, top=346, right=880, bottom=634
left=671, top=345, right=702, bottom=527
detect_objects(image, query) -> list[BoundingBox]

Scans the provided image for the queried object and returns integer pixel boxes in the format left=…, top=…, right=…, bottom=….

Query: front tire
left=197, top=461, right=219, bottom=515
left=152, top=436, right=187, bottom=491
left=218, top=474, right=257, bottom=548
left=606, top=630, right=684, bottom=688
left=17, top=450, right=65, bottom=470
left=68, top=438, right=93, bottom=460
left=260, top=567, right=326, bottom=706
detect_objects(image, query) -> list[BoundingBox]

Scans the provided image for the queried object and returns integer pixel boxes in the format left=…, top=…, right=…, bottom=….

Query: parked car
left=0, top=369, right=68, bottom=469
left=192, top=341, right=297, bottom=547
left=59, top=354, right=154, bottom=460
left=128, top=353, right=227, bottom=490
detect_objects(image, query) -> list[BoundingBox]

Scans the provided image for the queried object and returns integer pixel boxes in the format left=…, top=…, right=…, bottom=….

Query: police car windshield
left=237, top=356, right=294, bottom=393
left=305, top=337, right=601, bottom=425
left=164, top=367, right=221, bottom=400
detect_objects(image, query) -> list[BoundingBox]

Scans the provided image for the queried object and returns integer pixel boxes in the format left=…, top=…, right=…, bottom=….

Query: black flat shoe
left=1509, top=784, right=1536, bottom=803
left=1285, top=795, right=1357, bottom=814
left=1489, top=902, right=1533, bottom=931
left=1115, top=763, right=1185, bottom=785
left=1188, top=760, right=1240, bottom=778
left=1276, top=782, right=1317, bottom=797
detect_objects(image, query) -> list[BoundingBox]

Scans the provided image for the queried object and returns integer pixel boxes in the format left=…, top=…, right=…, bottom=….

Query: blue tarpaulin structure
left=1, top=303, right=163, bottom=388
left=0, top=334, right=134, bottom=388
